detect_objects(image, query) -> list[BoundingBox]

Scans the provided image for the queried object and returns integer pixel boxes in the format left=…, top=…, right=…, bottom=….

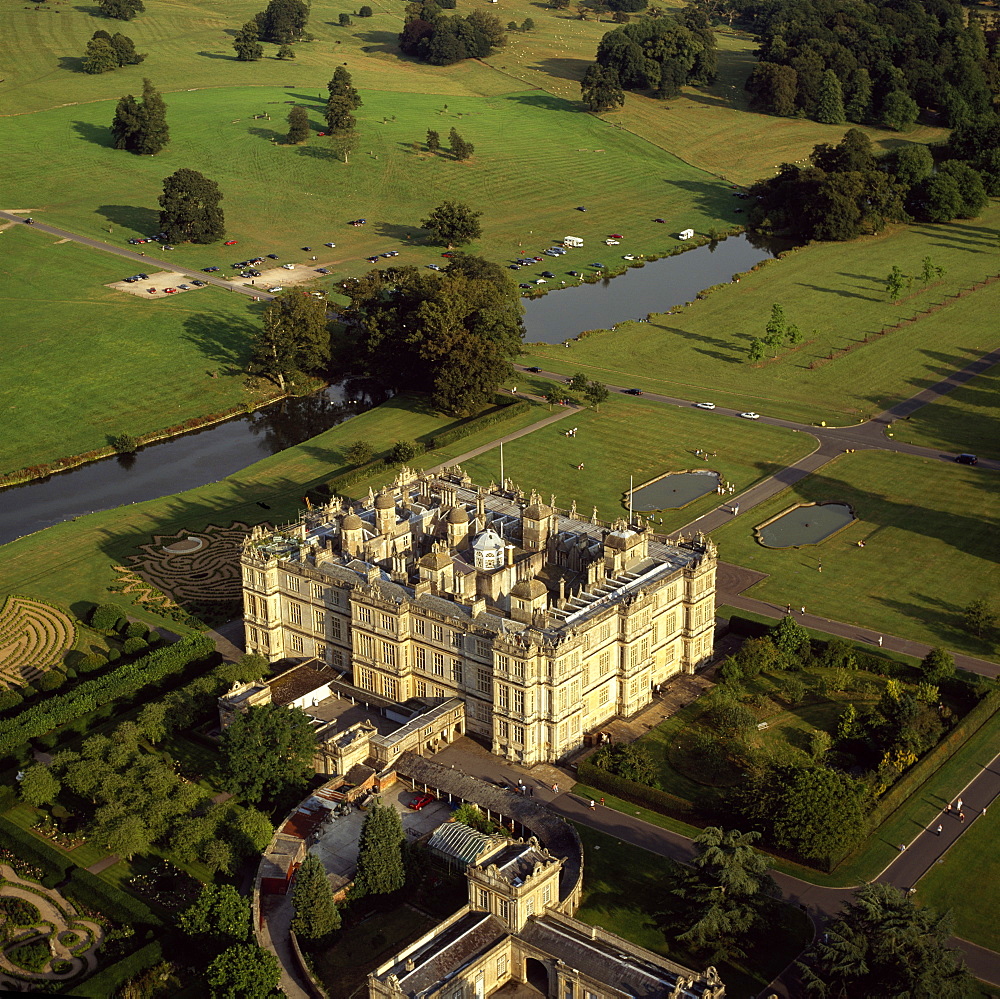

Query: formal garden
left=581, top=616, right=999, bottom=876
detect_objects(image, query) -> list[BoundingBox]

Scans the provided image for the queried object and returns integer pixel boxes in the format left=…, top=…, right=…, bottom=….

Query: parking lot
left=308, top=783, right=453, bottom=894
left=106, top=271, right=205, bottom=299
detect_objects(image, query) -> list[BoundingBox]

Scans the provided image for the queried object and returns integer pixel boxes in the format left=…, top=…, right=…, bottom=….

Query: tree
left=229, top=804, right=274, bottom=858
left=328, top=66, right=362, bottom=109
left=879, top=89, right=919, bottom=132
left=91, top=809, right=150, bottom=859
left=920, top=647, right=956, bottom=684
left=339, top=12, right=352, bottom=25
left=207, top=945, right=281, bottom=999
left=937, top=161, right=988, bottom=219
left=583, top=380, right=609, bottom=410
left=20, top=764, right=60, bottom=807
left=421, top=201, right=482, bottom=246
left=325, top=95, right=356, bottom=134
left=250, top=290, right=331, bottom=391
left=672, top=827, right=778, bottom=962
left=388, top=440, right=419, bottom=463
left=746, top=337, right=765, bottom=362
left=286, top=106, right=309, bottom=144
left=581, top=63, right=625, bottom=112
left=98, top=0, right=144, bottom=19
left=83, top=37, right=120, bottom=74
left=110, top=94, right=144, bottom=151
left=522, top=16, right=535, bottom=30
left=815, top=70, right=845, bottom=125
left=345, top=440, right=375, bottom=465
left=277, top=43, right=295, bottom=59
left=884, top=265, right=906, bottom=302
left=763, top=302, right=786, bottom=355
left=448, top=127, right=474, bottom=160
left=352, top=802, right=406, bottom=897
left=770, top=766, right=869, bottom=865
left=218, top=703, right=316, bottom=805
left=771, top=615, right=809, bottom=659
left=216, top=652, right=272, bottom=686
left=233, top=21, right=264, bottom=61
left=180, top=884, right=252, bottom=951
left=798, top=883, right=975, bottom=997
left=135, top=77, right=169, bottom=155
left=109, top=32, right=144, bottom=66
left=292, top=852, right=341, bottom=938
left=331, top=130, right=358, bottom=164
left=256, top=0, right=309, bottom=43
left=963, top=598, right=995, bottom=639
left=159, top=168, right=225, bottom=244
left=836, top=702, right=859, bottom=741
left=568, top=372, right=590, bottom=391
left=359, top=5, right=373, bottom=14
left=592, top=743, right=658, bottom=784
left=426, top=129, right=440, bottom=152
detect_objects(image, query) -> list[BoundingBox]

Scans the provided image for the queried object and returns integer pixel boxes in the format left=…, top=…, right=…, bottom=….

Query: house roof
left=427, top=822, right=502, bottom=866
left=268, top=662, right=332, bottom=707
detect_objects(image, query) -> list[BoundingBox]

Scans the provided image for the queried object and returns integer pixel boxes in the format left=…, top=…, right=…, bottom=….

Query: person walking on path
left=899, top=843, right=907, bottom=852
left=786, top=604, right=792, bottom=615
left=935, top=824, right=943, bottom=835
left=589, top=799, right=596, bottom=810
left=552, top=783, right=559, bottom=794
left=959, top=810, right=966, bottom=823
left=878, top=636, right=883, bottom=647
left=801, top=606, right=806, bottom=615
left=600, top=798, right=605, bottom=806
left=957, top=797, right=963, bottom=812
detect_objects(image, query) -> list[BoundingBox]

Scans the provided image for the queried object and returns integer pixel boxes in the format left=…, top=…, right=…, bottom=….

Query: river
left=0, top=235, right=784, bottom=544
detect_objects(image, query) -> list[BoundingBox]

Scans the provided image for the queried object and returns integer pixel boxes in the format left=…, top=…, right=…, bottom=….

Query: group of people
left=564, top=427, right=579, bottom=437
left=933, top=796, right=984, bottom=835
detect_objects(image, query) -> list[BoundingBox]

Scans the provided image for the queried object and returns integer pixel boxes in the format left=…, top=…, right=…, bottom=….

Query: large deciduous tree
left=218, top=703, right=316, bottom=806
left=83, top=36, right=119, bottom=74
left=672, top=827, right=778, bottom=962
left=292, top=852, right=341, bottom=938
left=233, top=21, right=264, bottom=61
left=581, top=64, right=625, bottom=112
left=797, top=883, right=975, bottom=997
left=255, top=0, right=309, bottom=43
left=352, top=801, right=406, bottom=897
left=111, top=78, right=169, bottom=154
left=286, top=105, right=310, bottom=144
left=207, top=944, right=281, bottom=999
left=98, top=0, right=144, bottom=20
left=19, top=764, right=60, bottom=807
left=180, top=884, right=252, bottom=952
left=250, top=289, right=331, bottom=391
left=158, top=168, right=225, bottom=244
left=346, top=254, right=523, bottom=416
left=421, top=201, right=482, bottom=246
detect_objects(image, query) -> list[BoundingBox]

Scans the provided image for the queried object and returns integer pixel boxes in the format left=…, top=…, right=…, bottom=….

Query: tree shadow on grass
left=504, top=92, right=578, bottom=112
left=643, top=322, right=744, bottom=364
left=96, top=204, right=160, bottom=232
left=57, top=55, right=86, bottom=73
left=285, top=91, right=327, bottom=107
left=372, top=220, right=425, bottom=242
left=295, top=145, right=338, bottom=161
left=354, top=29, right=402, bottom=55
left=180, top=312, right=256, bottom=373
left=248, top=126, right=286, bottom=143
left=794, top=283, right=882, bottom=302
left=72, top=120, right=114, bottom=147
left=528, top=57, right=591, bottom=83
left=197, top=50, right=237, bottom=60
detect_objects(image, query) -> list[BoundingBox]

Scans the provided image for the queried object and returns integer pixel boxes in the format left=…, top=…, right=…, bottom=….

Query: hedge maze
left=122, top=523, right=253, bottom=603
left=0, top=596, right=76, bottom=687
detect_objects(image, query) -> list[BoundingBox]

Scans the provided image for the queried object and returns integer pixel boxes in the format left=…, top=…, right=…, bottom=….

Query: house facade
left=240, top=467, right=717, bottom=765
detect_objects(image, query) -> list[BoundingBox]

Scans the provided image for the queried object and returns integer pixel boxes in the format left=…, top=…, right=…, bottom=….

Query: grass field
left=457, top=390, right=816, bottom=525
left=711, top=450, right=1000, bottom=659
left=0, top=225, right=265, bottom=474
left=573, top=823, right=811, bottom=996
left=0, top=394, right=546, bottom=629
left=1, top=85, right=736, bottom=277
left=891, top=361, right=1000, bottom=462
left=918, top=806, right=1000, bottom=952
left=522, top=208, right=1000, bottom=425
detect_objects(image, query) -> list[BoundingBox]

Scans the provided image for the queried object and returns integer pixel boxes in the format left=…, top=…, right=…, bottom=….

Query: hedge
left=0, top=815, right=75, bottom=887
left=69, top=941, right=163, bottom=998
left=865, top=687, right=1000, bottom=836
left=0, top=635, right=215, bottom=758
left=577, top=759, right=697, bottom=821
left=64, top=868, right=159, bottom=928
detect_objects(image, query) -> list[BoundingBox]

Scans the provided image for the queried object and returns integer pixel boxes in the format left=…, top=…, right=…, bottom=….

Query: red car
left=408, top=793, right=435, bottom=810
left=164, top=287, right=178, bottom=294
left=147, top=288, right=156, bottom=294
left=224, top=240, right=238, bottom=245
left=609, top=233, right=623, bottom=239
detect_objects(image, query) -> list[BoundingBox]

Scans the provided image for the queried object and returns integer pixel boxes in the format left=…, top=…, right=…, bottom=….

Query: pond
left=521, top=233, right=781, bottom=344
left=0, top=380, right=384, bottom=546
left=630, top=470, right=721, bottom=511
left=756, top=503, right=857, bottom=548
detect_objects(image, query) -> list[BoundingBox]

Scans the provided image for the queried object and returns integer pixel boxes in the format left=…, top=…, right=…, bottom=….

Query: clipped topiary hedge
left=64, top=868, right=159, bottom=928
left=577, top=758, right=697, bottom=821
left=72, top=942, right=164, bottom=999
left=0, top=816, right=75, bottom=887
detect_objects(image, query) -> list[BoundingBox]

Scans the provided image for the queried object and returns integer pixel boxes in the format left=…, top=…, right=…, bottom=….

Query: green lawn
left=522, top=209, right=1000, bottom=426
left=0, top=225, right=265, bottom=475
left=1, top=85, right=735, bottom=279
left=0, top=394, right=545, bottom=631
left=891, top=361, right=1000, bottom=462
left=712, top=450, right=1000, bottom=659
left=918, top=807, right=1000, bottom=952
left=573, top=823, right=812, bottom=997
left=459, top=390, right=815, bottom=525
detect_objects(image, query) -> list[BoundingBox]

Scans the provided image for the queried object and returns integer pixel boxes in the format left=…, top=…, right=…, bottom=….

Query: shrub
left=126, top=621, right=148, bottom=639
left=0, top=689, right=24, bottom=712
left=36, top=670, right=67, bottom=693
left=339, top=12, right=351, bottom=24
left=358, top=4, right=372, bottom=13
left=388, top=439, right=421, bottom=464
left=277, top=43, right=295, bottom=58
left=91, top=603, right=126, bottom=631
left=146, top=629, right=161, bottom=645
left=111, top=433, right=139, bottom=454
left=122, top=637, right=148, bottom=656
left=77, top=652, right=107, bottom=673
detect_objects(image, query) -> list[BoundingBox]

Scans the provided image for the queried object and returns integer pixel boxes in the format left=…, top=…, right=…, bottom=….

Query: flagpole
left=629, top=474, right=633, bottom=521
left=500, top=441, right=505, bottom=489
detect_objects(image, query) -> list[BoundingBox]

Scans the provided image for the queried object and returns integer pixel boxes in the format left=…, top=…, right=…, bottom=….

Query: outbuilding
left=678, top=228, right=695, bottom=240
left=563, top=236, right=583, bottom=248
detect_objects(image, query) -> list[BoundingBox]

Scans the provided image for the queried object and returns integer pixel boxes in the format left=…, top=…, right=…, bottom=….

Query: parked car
left=268, top=286, right=283, bottom=293
left=367, top=256, right=380, bottom=264
left=202, top=266, right=219, bottom=272
left=408, top=793, right=435, bottom=810
left=576, top=206, right=587, bottom=211
left=654, top=218, right=665, bottom=223
left=695, top=402, right=716, bottom=410
left=315, top=268, right=329, bottom=274
left=164, top=288, right=178, bottom=294
left=282, top=263, right=295, bottom=270
left=24, top=217, right=35, bottom=224
left=609, top=233, right=623, bottom=239
left=591, top=262, right=605, bottom=268
left=526, top=366, right=541, bottom=372
left=623, top=254, right=635, bottom=261
left=739, top=411, right=761, bottom=420
left=191, top=279, right=206, bottom=287
left=267, top=253, right=279, bottom=259
left=541, top=271, right=555, bottom=278
left=955, top=453, right=978, bottom=465
left=624, top=388, right=643, bottom=395
left=178, top=284, right=189, bottom=290
left=224, top=240, right=238, bottom=245
left=138, top=273, right=149, bottom=280
left=427, top=264, right=442, bottom=271
left=147, top=288, right=156, bottom=294
left=383, top=250, right=399, bottom=257
left=302, top=246, right=311, bottom=251
left=325, top=242, right=337, bottom=247
left=124, top=276, right=138, bottom=283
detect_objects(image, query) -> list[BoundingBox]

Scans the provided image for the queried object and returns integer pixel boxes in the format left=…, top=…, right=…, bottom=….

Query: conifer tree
left=134, top=77, right=169, bottom=155
left=286, top=105, right=310, bottom=143
left=292, top=852, right=341, bottom=938
left=351, top=801, right=405, bottom=897
left=815, top=69, right=845, bottom=125
left=328, top=66, right=362, bottom=109
left=426, top=129, right=440, bottom=151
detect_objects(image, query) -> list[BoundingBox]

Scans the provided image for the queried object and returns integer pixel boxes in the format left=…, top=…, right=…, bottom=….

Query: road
left=0, top=211, right=275, bottom=300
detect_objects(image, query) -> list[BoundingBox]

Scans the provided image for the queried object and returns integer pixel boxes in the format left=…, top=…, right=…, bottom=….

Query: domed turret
left=446, top=504, right=471, bottom=551
left=510, top=576, right=548, bottom=623
left=374, top=490, right=396, bottom=535
left=472, top=529, right=506, bottom=571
